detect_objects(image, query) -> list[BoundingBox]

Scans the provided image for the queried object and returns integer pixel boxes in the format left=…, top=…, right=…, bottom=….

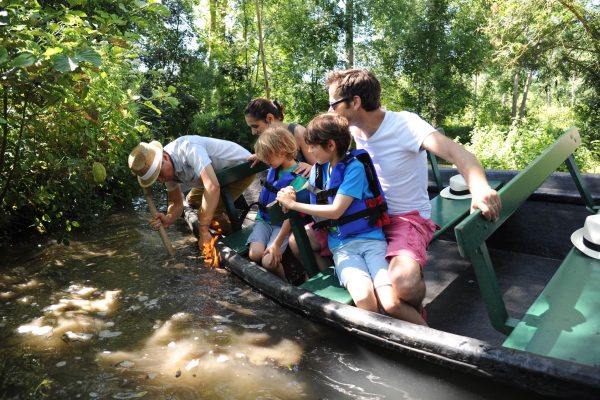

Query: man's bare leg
left=388, top=255, right=426, bottom=325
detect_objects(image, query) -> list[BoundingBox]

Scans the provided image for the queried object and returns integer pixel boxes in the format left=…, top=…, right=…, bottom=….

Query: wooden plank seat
left=503, top=244, right=600, bottom=366
left=430, top=178, right=504, bottom=240
left=454, top=127, right=597, bottom=338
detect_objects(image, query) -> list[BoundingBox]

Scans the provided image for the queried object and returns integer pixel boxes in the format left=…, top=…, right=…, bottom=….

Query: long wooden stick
left=143, top=188, right=176, bottom=256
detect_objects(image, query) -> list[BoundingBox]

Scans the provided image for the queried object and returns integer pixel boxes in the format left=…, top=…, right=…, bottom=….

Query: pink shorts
left=383, top=211, right=439, bottom=267
left=308, top=222, right=333, bottom=257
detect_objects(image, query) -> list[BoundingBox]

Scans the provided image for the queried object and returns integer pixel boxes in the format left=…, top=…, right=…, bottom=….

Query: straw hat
left=440, top=174, right=472, bottom=200
left=128, top=141, right=164, bottom=187
left=571, top=214, right=600, bottom=259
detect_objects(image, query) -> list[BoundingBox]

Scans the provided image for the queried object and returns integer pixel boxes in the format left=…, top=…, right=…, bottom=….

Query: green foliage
left=465, top=123, right=599, bottom=173
left=1, top=0, right=599, bottom=244
left=0, top=0, right=169, bottom=242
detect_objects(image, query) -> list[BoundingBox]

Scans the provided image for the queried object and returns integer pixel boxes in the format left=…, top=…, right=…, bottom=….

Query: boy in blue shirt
left=248, top=127, right=308, bottom=280
left=277, top=113, right=407, bottom=319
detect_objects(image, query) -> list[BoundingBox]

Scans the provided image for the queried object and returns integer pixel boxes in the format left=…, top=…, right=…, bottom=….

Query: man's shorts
left=310, top=223, right=333, bottom=257
left=332, top=239, right=391, bottom=289
left=246, top=220, right=289, bottom=254
left=383, top=211, right=438, bottom=267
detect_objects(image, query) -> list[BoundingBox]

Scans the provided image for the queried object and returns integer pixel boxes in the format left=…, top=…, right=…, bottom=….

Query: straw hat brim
left=137, top=141, right=163, bottom=188
left=440, top=186, right=472, bottom=200
left=570, top=228, right=600, bottom=259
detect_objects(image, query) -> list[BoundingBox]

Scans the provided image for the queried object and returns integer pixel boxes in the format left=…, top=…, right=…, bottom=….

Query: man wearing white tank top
left=325, top=69, right=501, bottom=325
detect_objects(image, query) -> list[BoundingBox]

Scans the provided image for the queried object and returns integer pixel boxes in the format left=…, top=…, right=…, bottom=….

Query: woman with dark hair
left=244, top=98, right=315, bottom=177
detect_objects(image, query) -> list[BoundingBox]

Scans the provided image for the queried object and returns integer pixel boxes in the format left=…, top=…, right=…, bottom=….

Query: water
left=0, top=206, right=540, bottom=399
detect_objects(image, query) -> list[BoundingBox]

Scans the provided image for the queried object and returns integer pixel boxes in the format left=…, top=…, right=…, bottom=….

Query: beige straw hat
left=128, top=141, right=164, bottom=187
left=440, top=174, right=472, bottom=200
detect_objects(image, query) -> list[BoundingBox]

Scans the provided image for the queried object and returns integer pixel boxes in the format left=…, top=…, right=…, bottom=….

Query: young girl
left=247, top=127, right=308, bottom=280
left=244, top=98, right=315, bottom=176
left=276, top=113, right=412, bottom=321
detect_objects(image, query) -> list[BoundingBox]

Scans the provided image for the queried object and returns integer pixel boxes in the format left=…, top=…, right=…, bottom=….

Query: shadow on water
left=0, top=205, right=544, bottom=399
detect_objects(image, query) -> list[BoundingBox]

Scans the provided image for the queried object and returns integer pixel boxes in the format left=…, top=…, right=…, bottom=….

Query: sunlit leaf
left=10, top=52, right=36, bottom=68
left=43, top=47, right=63, bottom=57
left=75, top=48, right=101, bottom=67
left=143, top=100, right=161, bottom=115
left=164, top=96, right=179, bottom=107
left=53, top=54, right=79, bottom=72
left=0, top=47, right=7, bottom=65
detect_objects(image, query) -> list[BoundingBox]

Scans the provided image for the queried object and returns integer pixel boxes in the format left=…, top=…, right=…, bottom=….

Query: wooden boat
left=185, top=128, right=600, bottom=398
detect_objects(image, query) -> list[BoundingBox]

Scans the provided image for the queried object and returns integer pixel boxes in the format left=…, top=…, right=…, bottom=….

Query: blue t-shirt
left=309, top=158, right=385, bottom=250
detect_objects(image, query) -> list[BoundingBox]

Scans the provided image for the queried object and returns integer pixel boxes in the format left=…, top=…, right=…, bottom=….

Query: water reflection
left=0, top=207, right=542, bottom=399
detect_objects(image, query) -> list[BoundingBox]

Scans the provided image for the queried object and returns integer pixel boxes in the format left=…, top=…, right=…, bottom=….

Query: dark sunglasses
left=328, top=97, right=350, bottom=109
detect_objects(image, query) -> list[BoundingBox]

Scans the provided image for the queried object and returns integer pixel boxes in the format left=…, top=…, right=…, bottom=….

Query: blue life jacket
left=258, top=165, right=302, bottom=224
left=308, top=149, right=389, bottom=238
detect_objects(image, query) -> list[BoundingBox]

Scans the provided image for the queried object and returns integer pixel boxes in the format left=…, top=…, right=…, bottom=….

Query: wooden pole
left=255, top=0, right=270, bottom=99
left=143, top=188, right=176, bottom=256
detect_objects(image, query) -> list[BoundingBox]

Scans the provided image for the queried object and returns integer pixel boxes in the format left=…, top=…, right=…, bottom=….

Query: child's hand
left=276, top=189, right=295, bottom=210
left=263, top=245, right=281, bottom=269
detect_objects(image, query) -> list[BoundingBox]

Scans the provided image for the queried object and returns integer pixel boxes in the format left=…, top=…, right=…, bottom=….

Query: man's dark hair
left=325, top=69, right=381, bottom=111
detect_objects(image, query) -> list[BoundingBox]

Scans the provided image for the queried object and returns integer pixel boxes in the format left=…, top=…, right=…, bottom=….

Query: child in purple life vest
left=247, top=127, right=308, bottom=280
left=276, top=113, right=406, bottom=319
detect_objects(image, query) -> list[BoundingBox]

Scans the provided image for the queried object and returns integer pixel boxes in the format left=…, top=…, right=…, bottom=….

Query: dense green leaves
left=0, top=0, right=598, bottom=243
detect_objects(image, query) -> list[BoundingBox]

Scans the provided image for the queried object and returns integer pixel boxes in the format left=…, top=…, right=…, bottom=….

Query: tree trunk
left=473, top=73, right=478, bottom=125
left=208, top=0, right=217, bottom=67
left=518, top=70, right=533, bottom=120
left=571, top=73, right=576, bottom=107
left=345, top=0, right=354, bottom=68
left=511, top=70, right=520, bottom=120
left=243, top=0, right=248, bottom=71
left=255, top=0, right=270, bottom=99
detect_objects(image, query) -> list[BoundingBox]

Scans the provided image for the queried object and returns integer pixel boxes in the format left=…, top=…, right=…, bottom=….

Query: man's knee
left=388, top=256, right=424, bottom=299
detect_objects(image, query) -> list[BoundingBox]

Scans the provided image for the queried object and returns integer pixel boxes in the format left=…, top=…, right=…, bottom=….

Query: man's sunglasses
left=329, top=97, right=350, bottom=109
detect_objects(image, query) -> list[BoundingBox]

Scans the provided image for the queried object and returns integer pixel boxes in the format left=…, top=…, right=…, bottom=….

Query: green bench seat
left=299, top=266, right=353, bottom=304
left=220, top=225, right=254, bottom=256
left=430, top=180, right=503, bottom=239
left=455, top=127, right=597, bottom=335
left=503, top=246, right=600, bottom=366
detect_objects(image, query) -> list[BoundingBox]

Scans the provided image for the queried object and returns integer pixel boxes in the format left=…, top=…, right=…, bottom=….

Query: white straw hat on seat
left=440, top=174, right=472, bottom=200
left=128, top=141, right=163, bottom=187
left=571, top=214, right=600, bottom=259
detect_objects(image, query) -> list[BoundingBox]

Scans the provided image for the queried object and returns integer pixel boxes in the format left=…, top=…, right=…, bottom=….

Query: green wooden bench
left=454, top=127, right=598, bottom=340
left=215, top=160, right=268, bottom=255
left=503, top=242, right=600, bottom=366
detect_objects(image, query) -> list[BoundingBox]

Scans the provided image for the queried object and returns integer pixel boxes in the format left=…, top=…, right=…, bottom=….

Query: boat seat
left=299, top=267, right=353, bottom=304
left=430, top=179, right=504, bottom=239
left=503, top=244, right=600, bottom=366
left=455, top=127, right=597, bottom=334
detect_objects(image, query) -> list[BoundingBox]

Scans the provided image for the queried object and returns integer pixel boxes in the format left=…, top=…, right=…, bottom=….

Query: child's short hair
left=305, top=113, right=351, bottom=158
left=255, top=127, right=298, bottom=163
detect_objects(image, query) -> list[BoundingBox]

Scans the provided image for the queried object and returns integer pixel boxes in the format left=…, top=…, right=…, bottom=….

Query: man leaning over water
left=324, top=69, right=501, bottom=325
left=128, top=135, right=255, bottom=253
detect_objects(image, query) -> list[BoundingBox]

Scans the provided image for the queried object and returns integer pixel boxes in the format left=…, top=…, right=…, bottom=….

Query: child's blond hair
left=255, top=127, right=298, bottom=163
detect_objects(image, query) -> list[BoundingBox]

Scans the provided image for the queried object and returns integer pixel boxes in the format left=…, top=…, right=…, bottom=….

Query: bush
left=465, top=122, right=598, bottom=173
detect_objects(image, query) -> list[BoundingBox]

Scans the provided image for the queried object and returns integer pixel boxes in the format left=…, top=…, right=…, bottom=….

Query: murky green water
left=0, top=203, right=541, bottom=400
